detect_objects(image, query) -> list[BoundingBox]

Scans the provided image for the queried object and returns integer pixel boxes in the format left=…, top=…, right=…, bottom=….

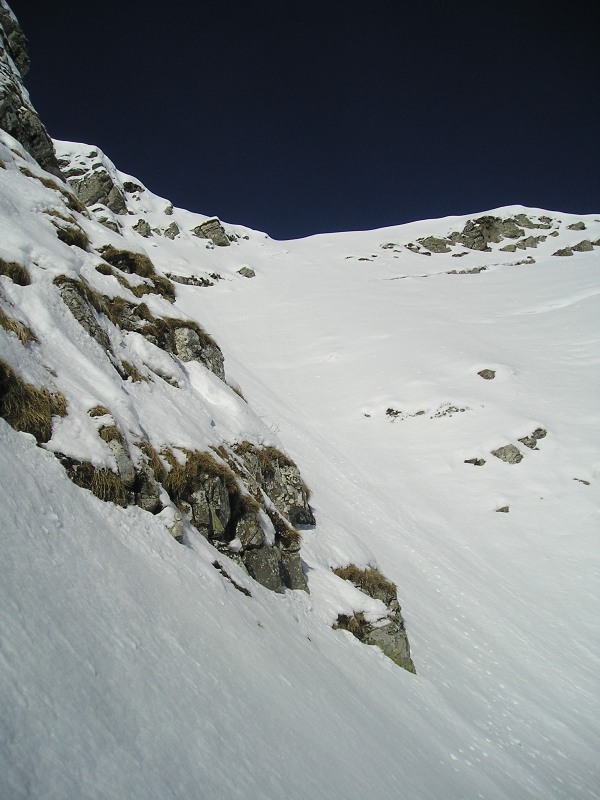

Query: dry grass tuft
left=333, top=612, right=371, bottom=639
left=137, top=439, right=167, bottom=484
left=0, top=359, right=66, bottom=442
left=162, top=448, right=239, bottom=501
left=67, top=461, right=127, bottom=506
left=100, top=246, right=175, bottom=302
left=0, top=257, right=30, bottom=286
left=332, top=564, right=397, bottom=603
left=119, top=360, right=148, bottom=382
left=98, top=425, right=125, bottom=445
left=55, top=224, right=90, bottom=250
left=95, top=263, right=114, bottom=276
left=0, top=306, right=37, bottom=345
left=88, top=405, right=110, bottom=418
left=19, top=166, right=84, bottom=212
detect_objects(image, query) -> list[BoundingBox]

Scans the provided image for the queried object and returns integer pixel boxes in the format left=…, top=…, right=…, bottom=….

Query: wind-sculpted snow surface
left=2, top=3, right=600, bottom=795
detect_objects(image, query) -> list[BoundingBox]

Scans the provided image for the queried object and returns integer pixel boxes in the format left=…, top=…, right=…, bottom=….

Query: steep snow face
left=1, top=88, right=600, bottom=800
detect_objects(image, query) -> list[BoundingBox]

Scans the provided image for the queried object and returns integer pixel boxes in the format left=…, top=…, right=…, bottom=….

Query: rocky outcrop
left=332, top=565, right=415, bottom=673
left=449, top=216, right=524, bottom=251
left=191, top=218, right=230, bottom=247
left=161, top=447, right=308, bottom=594
left=233, top=443, right=315, bottom=526
left=491, top=444, right=523, bottom=464
left=57, top=150, right=127, bottom=214
left=0, top=2, right=61, bottom=176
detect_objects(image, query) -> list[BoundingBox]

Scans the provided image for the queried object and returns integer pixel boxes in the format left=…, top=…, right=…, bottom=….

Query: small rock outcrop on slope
left=0, top=2, right=61, bottom=176
left=332, top=565, right=415, bottom=673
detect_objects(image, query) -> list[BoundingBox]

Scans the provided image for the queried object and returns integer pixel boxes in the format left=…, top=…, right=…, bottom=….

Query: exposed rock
left=450, top=216, right=525, bottom=251
left=500, top=244, right=517, bottom=252
left=134, top=460, right=161, bottom=513
left=238, top=266, right=256, bottom=278
left=63, top=165, right=127, bottom=214
left=491, top=444, right=523, bottom=464
left=133, top=218, right=152, bottom=238
left=447, top=266, right=486, bottom=274
left=234, top=444, right=315, bottom=527
left=477, top=369, right=496, bottom=380
left=235, top=512, right=265, bottom=549
left=165, top=272, right=213, bottom=287
left=574, top=478, right=590, bottom=486
left=572, top=240, right=593, bottom=252
left=464, top=457, right=485, bottom=466
left=518, top=427, right=547, bottom=450
left=122, top=181, right=144, bottom=194
left=97, top=216, right=121, bottom=234
left=55, top=277, right=111, bottom=352
left=567, top=221, right=586, bottom=230
left=164, top=204, right=174, bottom=215
left=0, top=6, right=62, bottom=176
left=243, top=547, right=284, bottom=593
left=418, top=236, right=452, bottom=253
left=163, top=222, right=180, bottom=240
left=496, top=506, right=509, bottom=513
left=280, top=551, right=307, bottom=591
left=171, top=326, right=225, bottom=380
left=553, top=247, right=573, bottom=257
left=332, top=565, right=415, bottom=673
left=515, top=235, right=546, bottom=249
left=191, top=218, right=230, bottom=247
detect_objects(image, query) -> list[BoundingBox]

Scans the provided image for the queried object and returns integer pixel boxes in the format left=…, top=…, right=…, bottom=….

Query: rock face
left=171, top=326, right=225, bottom=380
left=449, top=216, right=524, bottom=251
left=57, top=148, right=127, bottom=214
left=234, top=444, right=315, bottom=526
left=191, top=218, right=230, bottom=246
left=332, top=565, right=415, bottom=673
left=0, top=2, right=62, bottom=176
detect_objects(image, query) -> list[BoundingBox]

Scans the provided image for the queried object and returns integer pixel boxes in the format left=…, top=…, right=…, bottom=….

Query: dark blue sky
left=10, top=0, right=600, bottom=239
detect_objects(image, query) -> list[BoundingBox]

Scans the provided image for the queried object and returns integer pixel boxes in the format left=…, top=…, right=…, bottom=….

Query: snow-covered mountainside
left=1, top=4, right=599, bottom=799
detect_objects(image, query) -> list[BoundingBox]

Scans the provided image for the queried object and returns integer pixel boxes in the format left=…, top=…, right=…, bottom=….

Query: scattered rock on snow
left=464, top=457, right=486, bottom=466
left=238, top=266, right=256, bottom=278
left=477, top=369, right=496, bottom=380
left=518, top=428, right=547, bottom=450
left=491, top=444, right=523, bottom=464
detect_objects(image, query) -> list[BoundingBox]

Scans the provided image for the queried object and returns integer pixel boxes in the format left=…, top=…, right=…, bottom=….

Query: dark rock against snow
left=567, top=221, right=586, bottom=230
left=553, top=247, right=573, bottom=257
left=0, top=5, right=61, bottom=176
left=477, top=369, right=496, bottom=380
left=572, top=240, right=594, bottom=252
left=191, top=218, right=230, bottom=247
left=518, top=427, right=547, bottom=450
left=332, top=565, right=415, bottom=673
left=491, top=444, right=523, bottom=464
left=237, top=266, right=256, bottom=278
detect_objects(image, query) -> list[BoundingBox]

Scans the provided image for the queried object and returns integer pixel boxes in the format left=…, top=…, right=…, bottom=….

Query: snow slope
left=1, top=126, right=599, bottom=799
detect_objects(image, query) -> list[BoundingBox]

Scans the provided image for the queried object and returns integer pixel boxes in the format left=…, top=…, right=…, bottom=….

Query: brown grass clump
left=137, top=439, right=167, bottom=484
left=0, top=307, right=37, bottom=345
left=44, top=209, right=74, bottom=223
left=18, top=166, right=85, bottom=212
left=162, top=448, right=239, bottom=501
left=333, top=612, right=371, bottom=639
left=55, top=224, right=90, bottom=250
left=95, top=262, right=114, bottom=276
left=0, top=257, right=30, bottom=286
left=0, top=359, right=67, bottom=442
left=99, top=246, right=175, bottom=303
left=66, top=461, right=127, bottom=506
left=119, top=360, right=148, bottom=382
left=98, top=425, right=125, bottom=446
left=99, top=246, right=155, bottom=278
left=332, top=564, right=397, bottom=603
left=88, top=405, right=110, bottom=417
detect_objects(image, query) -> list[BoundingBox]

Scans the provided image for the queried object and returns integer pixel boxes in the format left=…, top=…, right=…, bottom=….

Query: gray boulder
left=55, top=277, right=111, bottom=352
left=171, top=326, right=225, bottom=381
left=243, top=547, right=284, bottom=593
left=572, top=240, right=593, bottom=252
left=133, top=219, right=152, bottom=238
left=191, top=218, right=230, bottom=247
left=491, top=444, right=523, bottom=464
left=62, top=165, right=127, bottom=214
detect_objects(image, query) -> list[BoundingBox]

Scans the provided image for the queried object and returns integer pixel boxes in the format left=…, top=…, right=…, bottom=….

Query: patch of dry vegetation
left=18, top=166, right=85, bottom=212
left=54, top=223, right=90, bottom=250
left=333, top=612, right=371, bottom=639
left=332, top=564, right=397, bottom=603
left=0, top=359, right=66, bottom=442
left=0, top=257, right=30, bottom=286
left=0, top=306, right=37, bottom=345
left=66, top=461, right=127, bottom=506
left=98, top=245, right=175, bottom=303
left=119, top=360, right=148, bottom=382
